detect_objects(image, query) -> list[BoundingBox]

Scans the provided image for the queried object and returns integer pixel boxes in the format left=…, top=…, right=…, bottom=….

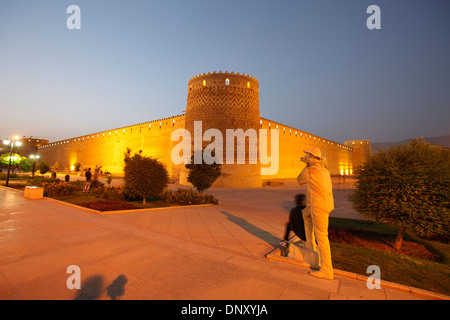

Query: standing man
left=84, top=167, right=92, bottom=192
left=297, top=147, right=335, bottom=280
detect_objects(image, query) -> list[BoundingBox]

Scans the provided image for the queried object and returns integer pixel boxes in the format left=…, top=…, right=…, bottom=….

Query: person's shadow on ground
left=73, top=274, right=128, bottom=300
left=219, top=211, right=280, bottom=247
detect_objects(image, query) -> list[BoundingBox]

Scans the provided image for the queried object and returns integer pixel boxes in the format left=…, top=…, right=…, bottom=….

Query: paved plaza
left=0, top=178, right=447, bottom=300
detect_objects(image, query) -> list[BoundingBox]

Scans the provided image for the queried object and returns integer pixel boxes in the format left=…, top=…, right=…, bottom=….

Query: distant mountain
left=371, top=135, right=450, bottom=153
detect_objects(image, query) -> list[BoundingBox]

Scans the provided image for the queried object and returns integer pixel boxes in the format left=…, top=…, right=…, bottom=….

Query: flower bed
left=41, top=181, right=75, bottom=197
left=160, top=188, right=218, bottom=205
left=91, top=185, right=125, bottom=201
left=79, top=200, right=138, bottom=212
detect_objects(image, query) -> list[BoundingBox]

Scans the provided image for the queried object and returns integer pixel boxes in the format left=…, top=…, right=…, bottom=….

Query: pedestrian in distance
left=83, top=167, right=92, bottom=192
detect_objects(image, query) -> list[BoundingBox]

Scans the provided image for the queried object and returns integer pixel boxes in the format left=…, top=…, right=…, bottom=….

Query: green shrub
left=68, top=179, right=85, bottom=191
left=0, top=173, right=20, bottom=180
left=92, top=185, right=125, bottom=202
left=160, top=188, right=219, bottom=205
left=41, top=181, right=75, bottom=197
left=39, top=162, right=50, bottom=175
left=123, top=148, right=169, bottom=204
left=90, top=179, right=105, bottom=189
left=74, top=162, right=81, bottom=172
left=351, top=138, right=450, bottom=249
left=185, top=150, right=221, bottom=193
left=25, top=176, right=60, bottom=186
left=106, top=173, right=112, bottom=186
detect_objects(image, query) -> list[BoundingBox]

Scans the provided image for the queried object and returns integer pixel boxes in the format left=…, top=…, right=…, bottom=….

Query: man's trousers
left=302, top=207, right=333, bottom=276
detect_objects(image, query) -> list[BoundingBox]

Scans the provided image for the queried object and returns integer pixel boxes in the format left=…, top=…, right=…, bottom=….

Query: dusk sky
left=1, top=0, right=449, bottom=144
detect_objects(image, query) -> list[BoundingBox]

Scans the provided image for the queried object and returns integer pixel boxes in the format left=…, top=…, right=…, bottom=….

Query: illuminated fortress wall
left=259, top=119, right=353, bottom=179
left=345, top=140, right=372, bottom=170
left=38, top=115, right=186, bottom=180
left=38, top=71, right=360, bottom=187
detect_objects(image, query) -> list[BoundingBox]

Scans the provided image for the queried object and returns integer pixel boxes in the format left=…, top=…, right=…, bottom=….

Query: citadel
left=38, top=71, right=372, bottom=188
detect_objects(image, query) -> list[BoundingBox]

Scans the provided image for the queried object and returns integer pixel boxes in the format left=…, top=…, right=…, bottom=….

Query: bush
left=160, top=188, right=219, bottom=206
left=91, top=185, right=125, bottom=202
left=39, top=162, right=50, bottom=175
left=0, top=173, right=20, bottom=180
left=351, top=138, right=450, bottom=248
left=123, top=148, right=169, bottom=204
left=41, top=181, right=75, bottom=197
left=90, top=179, right=105, bottom=189
left=51, top=161, right=60, bottom=172
left=25, top=176, right=60, bottom=186
left=68, top=179, right=86, bottom=191
left=185, top=150, right=222, bottom=193
left=106, top=173, right=112, bottom=186
left=74, top=162, right=81, bottom=172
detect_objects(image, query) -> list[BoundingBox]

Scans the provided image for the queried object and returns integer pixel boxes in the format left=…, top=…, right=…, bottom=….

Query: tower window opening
left=247, top=82, right=250, bottom=88
left=202, top=80, right=206, bottom=87
left=225, top=78, right=230, bottom=86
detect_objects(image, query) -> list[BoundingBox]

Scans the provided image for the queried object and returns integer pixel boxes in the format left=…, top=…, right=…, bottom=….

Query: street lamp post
left=3, top=137, right=22, bottom=187
left=30, top=154, right=40, bottom=177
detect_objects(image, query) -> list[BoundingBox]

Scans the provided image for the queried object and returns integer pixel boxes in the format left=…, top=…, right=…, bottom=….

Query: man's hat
left=303, top=147, right=324, bottom=160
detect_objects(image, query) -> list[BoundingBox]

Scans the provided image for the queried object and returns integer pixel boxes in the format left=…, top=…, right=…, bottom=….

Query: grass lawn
left=329, top=218, right=450, bottom=296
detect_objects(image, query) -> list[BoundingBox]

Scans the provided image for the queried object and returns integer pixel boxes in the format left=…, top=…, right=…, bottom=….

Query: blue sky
left=0, top=0, right=449, bottom=144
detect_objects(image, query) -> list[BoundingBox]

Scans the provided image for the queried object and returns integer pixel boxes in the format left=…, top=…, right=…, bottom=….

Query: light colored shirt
left=297, top=161, right=334, bottom=212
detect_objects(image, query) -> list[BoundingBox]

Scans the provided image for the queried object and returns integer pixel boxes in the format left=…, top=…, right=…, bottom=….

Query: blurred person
left=279, top=193, right=306, bottom=247
left=83, top=167, right=92, bottom=192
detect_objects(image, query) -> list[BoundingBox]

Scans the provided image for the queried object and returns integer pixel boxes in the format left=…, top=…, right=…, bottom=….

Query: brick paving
left=0, top=179, right=447, bottom=300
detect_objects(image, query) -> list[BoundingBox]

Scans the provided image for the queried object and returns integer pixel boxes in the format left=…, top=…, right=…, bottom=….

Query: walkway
left=0, top=181, right=447, bottom=300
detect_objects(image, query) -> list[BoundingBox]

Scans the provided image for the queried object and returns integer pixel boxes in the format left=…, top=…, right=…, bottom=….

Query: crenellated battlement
left=38, top=114, right=186, bottom=149
left=189, top=71, right=258, bottom=82
left=188, top=71, right=259, bottom=92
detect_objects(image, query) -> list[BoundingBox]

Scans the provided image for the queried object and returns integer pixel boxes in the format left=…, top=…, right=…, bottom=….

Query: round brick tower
left=180, top=71, right=262, bottom=188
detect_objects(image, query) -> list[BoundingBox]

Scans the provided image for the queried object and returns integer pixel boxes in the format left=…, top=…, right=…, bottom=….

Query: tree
left=20, top=158, right=32, bottom=174
left=185, top=149, right=222, bottom=193
left=0, top=153, right=22, bottom=166
left=123, top=148, right=169, bottom=204
left=351, top=138, right=450, bottom=250
left=0, top=153, right=25, bottom=173
left=39, top=162, right=50, bottom=175
left=51, top=161, right=60, bottom=172
left=74, top=162, right=81, bottom=172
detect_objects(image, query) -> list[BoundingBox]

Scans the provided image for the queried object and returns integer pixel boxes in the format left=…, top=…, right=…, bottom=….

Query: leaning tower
left=180, top=71, right=262, bottom=188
